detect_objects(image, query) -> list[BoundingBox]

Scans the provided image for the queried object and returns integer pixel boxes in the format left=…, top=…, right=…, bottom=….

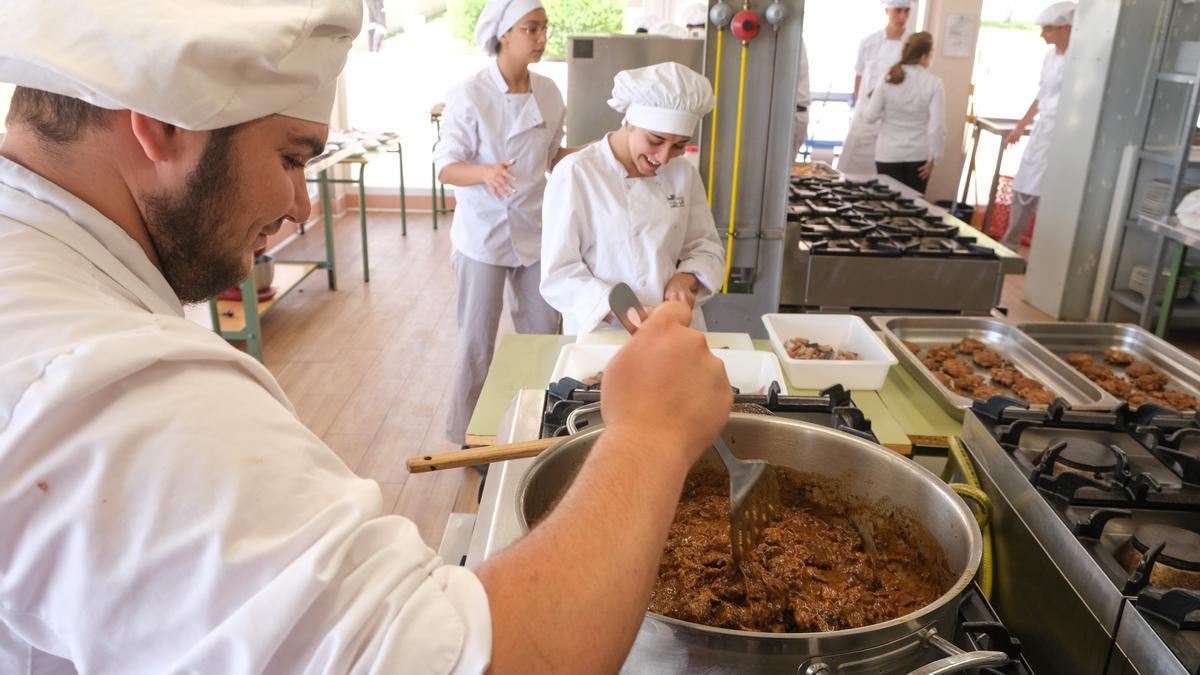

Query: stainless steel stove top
left=961, top=402, right=1200, bottom=674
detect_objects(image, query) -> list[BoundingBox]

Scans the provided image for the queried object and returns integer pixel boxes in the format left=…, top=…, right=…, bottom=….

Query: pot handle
left=566, top=402, right=603, bottom=435
left=906, top=631, right=1009, bottom=675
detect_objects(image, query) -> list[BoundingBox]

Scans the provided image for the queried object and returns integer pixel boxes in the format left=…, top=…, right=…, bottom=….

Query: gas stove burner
left=1131, top=524, right=1200, bottom=572
left=1029, top=438, right=1131, bottom=501
left=1045, top=438, right=1119, bottom=477
left=1116, top=524, right=1200, bottom=592
left=540, top=382, right=877, bottom=443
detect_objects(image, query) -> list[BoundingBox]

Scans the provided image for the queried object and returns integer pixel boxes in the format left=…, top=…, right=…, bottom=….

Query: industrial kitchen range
left=781, top=174, right=1025, bottom=315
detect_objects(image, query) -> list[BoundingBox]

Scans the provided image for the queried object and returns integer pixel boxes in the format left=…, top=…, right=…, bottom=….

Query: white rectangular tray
left=761, top=314, right=897, bottom=390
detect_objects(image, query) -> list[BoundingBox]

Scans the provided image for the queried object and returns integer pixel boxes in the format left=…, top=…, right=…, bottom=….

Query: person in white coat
left=838, top=0, right=913, bottom=175
left=435, top=0, right=579, bottom=446
left=1000, top=1, right=1074, bottom=251
left=0, top=1, right=734, bottom=672
left=793, top=42, right=812, bottom=162
left=862, top=32, right=946, bottom=194
left=540, top=62, right=726, bottom=335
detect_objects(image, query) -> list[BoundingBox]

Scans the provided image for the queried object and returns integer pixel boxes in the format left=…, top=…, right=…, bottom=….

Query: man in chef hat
left=0, top=1, right=732, bottom=673
left=838, top=0, right=914, bottom=175
left=999, top=0, right=1075, bottom=252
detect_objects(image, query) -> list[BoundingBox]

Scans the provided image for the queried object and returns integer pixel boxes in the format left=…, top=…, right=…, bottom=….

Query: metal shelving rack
left=1104, top=0, right=1200, bottom=336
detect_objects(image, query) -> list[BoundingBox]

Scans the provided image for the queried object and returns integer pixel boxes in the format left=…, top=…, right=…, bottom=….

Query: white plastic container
left=550, top=344, right=786, bottom=394
left=761, top=314, right=898, bottom=390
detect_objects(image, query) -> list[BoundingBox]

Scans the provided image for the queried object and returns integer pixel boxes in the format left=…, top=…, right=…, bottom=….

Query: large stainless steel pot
left=517, top=414, right=999, bottom=674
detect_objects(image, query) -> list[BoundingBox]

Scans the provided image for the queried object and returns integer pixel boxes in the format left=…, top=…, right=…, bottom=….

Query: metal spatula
left=607, top=283, right=781, bottom=567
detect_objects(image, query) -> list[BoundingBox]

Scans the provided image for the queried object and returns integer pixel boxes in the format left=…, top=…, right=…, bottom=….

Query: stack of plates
left=1131, top=265, right=1194, bottom=301
left=1140, top=179, right=1200, bottom=220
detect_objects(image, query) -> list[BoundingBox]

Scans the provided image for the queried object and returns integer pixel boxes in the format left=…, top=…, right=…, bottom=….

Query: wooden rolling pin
left=407, top=436, right=565, bottom=473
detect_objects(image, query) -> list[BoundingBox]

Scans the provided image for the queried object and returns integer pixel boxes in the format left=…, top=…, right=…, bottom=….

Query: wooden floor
left=251, top=212, right=1191, bottom=548
left=252, top=210, right=481, bottom=548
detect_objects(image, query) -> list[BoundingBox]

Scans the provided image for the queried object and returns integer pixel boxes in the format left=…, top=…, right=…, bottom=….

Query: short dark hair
left=6, top=86, right=111, bottom=143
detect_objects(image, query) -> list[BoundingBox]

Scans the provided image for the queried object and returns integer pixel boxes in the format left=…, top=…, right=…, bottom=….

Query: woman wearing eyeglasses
left=435, top=0, right=581, bottom=446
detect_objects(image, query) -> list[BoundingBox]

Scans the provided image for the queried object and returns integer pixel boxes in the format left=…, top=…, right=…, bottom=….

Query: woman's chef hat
left=0, top=0, right=361, bottom=130
left=683, top=4, right=708, bottom=28
left=882, top=0, right=914, bottom=9
left=476, top=0, right=544, bottom=56
left=1035, top=1, right=1076, bottom=26
left=608, top=62, right=715, bottom=137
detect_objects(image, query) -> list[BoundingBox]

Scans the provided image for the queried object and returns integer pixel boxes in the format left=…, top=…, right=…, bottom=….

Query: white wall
left=922, top=0, right=983, bottom=202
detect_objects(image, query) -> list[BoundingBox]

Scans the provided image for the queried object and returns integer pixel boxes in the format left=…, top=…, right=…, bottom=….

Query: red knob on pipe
left=730, top=10, right=761, bottom=41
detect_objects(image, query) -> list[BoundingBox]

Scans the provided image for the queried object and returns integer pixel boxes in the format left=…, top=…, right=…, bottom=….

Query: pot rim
left=516, top=414, right=983, bottom=640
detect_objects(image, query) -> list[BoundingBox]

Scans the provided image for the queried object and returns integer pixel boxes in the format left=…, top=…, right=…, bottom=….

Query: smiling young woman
left=539, top=62, right=725, bottom=335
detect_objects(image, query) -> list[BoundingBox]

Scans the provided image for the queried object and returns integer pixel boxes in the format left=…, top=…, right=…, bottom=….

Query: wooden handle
left=407, top=436, right=563, bottom=473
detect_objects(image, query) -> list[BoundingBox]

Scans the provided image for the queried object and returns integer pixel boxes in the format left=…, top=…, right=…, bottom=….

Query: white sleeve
left=1036, top=49, right=1053, bottom=105
left=0, top=329, right=492, bottom=675
left=795, top=43, right=811, bottom=107
left=928, top=78, right=946, bottom=162
left=862, top=82, right=885, bottom=126
left=676, top=169, right=727, bottom=301
left=432, top=86, right=478, bottom=177
left=545, top=86, right=566, bottom=167
left=854, top=36, right=868, bottom=76
left=540, top=163, right=613, bottom=333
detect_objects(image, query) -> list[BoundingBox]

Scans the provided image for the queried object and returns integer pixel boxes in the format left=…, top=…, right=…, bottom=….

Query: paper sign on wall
left=943, top=14, right=978, bottom=59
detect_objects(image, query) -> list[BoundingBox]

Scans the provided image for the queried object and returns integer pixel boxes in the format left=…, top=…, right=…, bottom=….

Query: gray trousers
left=999, top=191, right=1039, bottom=250
left=446, top=251, right=559, bottom=444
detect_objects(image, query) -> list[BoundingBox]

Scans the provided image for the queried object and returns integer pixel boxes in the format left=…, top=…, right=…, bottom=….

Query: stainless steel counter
left=463, top=390, right=543, bottom=569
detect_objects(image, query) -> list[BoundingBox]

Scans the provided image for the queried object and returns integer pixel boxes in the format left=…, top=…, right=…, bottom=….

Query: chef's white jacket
left=433, top=61, right=566, bottom=267
left=861, top=65, right=946, bottom=164
left=1012, top=49, right=1067, bottom=196
left=855, top=30, right=907, bottom=106
left=0, top=156, right=491, bottom=674
left=839, top=29, right=910, bottom=175
left=795, top=43, right=811, bottom=114
left=540, top=134, right=725, bottom=335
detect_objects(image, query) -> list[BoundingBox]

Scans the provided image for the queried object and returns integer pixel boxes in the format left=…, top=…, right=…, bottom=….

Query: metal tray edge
left=872, top=315, right=1121, bottom=417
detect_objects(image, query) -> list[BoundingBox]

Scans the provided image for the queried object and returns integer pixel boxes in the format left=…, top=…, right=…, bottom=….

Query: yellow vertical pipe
left=722, top=44, right=749, bottom=293
left=706, top=29, right=725, bottom=207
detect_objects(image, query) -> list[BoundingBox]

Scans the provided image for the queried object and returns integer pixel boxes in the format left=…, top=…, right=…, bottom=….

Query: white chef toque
left=476, top=0, right=545, bottom=56
left=0, top=0, right=362, bottom=130
left=1035, top=1, right=1076, bottom=26
left=882, top=0, right=914, bottom=8
left=608, top=62, right=715, bottom=137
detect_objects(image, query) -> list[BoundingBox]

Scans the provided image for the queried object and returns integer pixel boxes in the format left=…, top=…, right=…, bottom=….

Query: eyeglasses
left=515, top=22, right=553, bottom=37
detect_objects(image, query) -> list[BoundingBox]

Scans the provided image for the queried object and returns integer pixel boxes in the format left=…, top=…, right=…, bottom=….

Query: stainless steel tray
left=1018, top=321, right=1200, bottom=414
left=873, top=316, right=1122, bottom=420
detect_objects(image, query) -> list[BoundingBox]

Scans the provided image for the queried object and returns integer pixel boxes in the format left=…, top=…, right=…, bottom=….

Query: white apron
left=1012, top=49, right=1066, bottom=197
left=1010, top=114, right=1056, bottom=197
